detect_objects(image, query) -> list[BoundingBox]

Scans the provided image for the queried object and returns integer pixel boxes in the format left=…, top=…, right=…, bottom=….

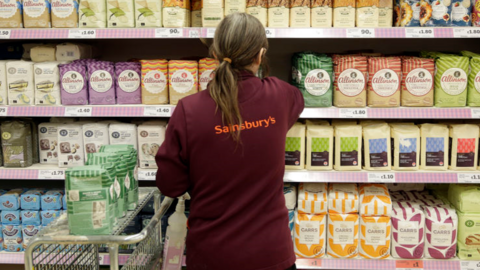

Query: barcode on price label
left=457, top=173, right=480, bottom=183
left=339, top=108, right=368, bottom=118
left=38, top=170, right=65, bottom=180
left=396, top=260, right=423, bottom=270
left=68, top=29, right=96, bottom=39
left=155, top=28, right=183, bottom=38
left=0, top=29, right=11, bottom=39
left=405, top=28, right=434, bottom=38
left=0, top=107, right=8, bottom=116
left=461, top=261, right=480, bottom=270
left=295, top=258, right=322, bottom=268
left=143, top=106, right=172, bottom=117
left=346, top=28, right=375, bottom=38
left=368, top=172, right=395, bottom=183
left=64, top=107, right=92, bottom=117
left=138, top=170, right=156, bottom=180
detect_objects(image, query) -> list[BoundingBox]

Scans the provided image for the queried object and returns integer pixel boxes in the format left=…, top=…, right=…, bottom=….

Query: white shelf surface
left=0, top=27, right=478, bottom=39
left=0, top=251, right=129, bottom=265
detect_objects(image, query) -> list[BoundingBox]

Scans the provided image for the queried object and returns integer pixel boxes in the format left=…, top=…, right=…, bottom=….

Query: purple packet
left=59, top=63, right=89, bottom=105
left=87, top=61, right=116, bottom=105
left=73, top=59, right=97, bottom=65
left=115, top=62, right=141, bottom=104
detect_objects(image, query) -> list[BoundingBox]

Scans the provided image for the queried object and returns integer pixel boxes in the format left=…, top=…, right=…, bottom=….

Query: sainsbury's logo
left=215, top=116, right=276, bottom=134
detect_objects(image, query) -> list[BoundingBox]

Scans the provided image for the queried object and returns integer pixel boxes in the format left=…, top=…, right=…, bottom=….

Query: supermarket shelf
left=0, top=27, right=479, bottom=39
left=0, top=251, right=129, bottom=265
left=0, top=105, right=174, bottom=117
left=300, top=107, right=475, bottom=119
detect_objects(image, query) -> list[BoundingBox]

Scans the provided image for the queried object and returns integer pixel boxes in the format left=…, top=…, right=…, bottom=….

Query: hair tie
left=223, top=57, right=232, bottom=64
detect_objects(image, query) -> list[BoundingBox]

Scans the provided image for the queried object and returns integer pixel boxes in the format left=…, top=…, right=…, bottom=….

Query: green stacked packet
left=66, top=164, right=116, bottom=235
left=434, top=55, right=469, bottom=107
left=291, top=52, right=333, bottom=107
left=461, top=51, right=480, bottom=107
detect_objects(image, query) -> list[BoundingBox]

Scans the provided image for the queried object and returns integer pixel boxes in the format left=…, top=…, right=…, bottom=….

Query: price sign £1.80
left=339, top=108, right=368, bottom=118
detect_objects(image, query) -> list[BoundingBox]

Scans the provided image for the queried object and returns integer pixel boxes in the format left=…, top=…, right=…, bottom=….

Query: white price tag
left=0, top=29, right=11, bottom=39
left=98, top=254, right=106, bottom=265
left=405, top=28, right=434, bottom=38
left=265, top=28, right=276, bottom=38
left=339, top=108, right=368, bottom=118
left=346, top=28, right=375, bottom=38
left=472, top=108, right=480, bottom=118
left=206, top=28, right=216, bottom=38
left=458, top=173, right=480, bottom=183
left=138, top=170, right=156, bottom=180
left=368, top=172, right=395, bottom=183
left=155, top=28, right=183, bottom=38
left=461, top=261, right=480, bottom=270
left=143, top=106, right=172, bottom=117
left=0, top=107, right=8, bottom=116
left=38, top=169, right=65, bottom=180
left=188, top=29, right=200, bottom=38
left=64, top=107, right=92, bottom=117
left=454, top=28, right=480, bottom=38
left=68, top=29, right=96, bottom=39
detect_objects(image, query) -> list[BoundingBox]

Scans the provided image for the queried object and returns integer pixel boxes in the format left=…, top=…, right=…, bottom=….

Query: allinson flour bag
left=87, top=61, right=116, bottom=105
left=420, top=124, right=449, bottom=170
left=23, top=0, right=52, bottom=28
left=311, top=0, right=332, bottom=27
left=363, top=123, right=391, bottom=171
left=306, top=123, right=333, bottom=170
left=115, top=62, right=141, bottom=104
left=356, top=0, right=379, bottom=27
left=59, top=62, right=88, bottom=105
left=107, top=0, right=135, bottom=27
left=0, top=0, right=23, bottom=28
left=7, top=61, right=35, bottom=105
left=79, top=0, right=107, bottom=27
left=449, top=124, right=479, bottom=171
left=168, top=60, right=198, bottom=105
left=290, top=0, right=311, bottom=27
left=51, top=0, right=79, bottom=28
left=190, top=0, right=201, bottom=26
left=434, top=55, right=469, bottom=107
left=134, top=0, right=162, bottom=27
left=140, top=59, right=168, bottom=104
left=246, top=0, right=267, bottom=26
left=401, top=57, right=434, bottom=107
left=163, top=0, right=190, bottom=27
left=268, top=0, right=289, bottom=27
left=34, top=62, right=62, bottom=105
left=292, top=52, right=333, bottom=107
left=367, top=57, right=402, bottom=107
left=333, top=0, right=355, bottom=27
left=334, top=124, right=362, bottom=171
left=285, top=122, right=306, bottom=170
left=391, top=124, right=420, bottom=171
left=198, top=58, right=218, bottom=91
left=225, top=0, right=246, bottom=14
left=461, top=51, right=480, bottom=106
left=333, top=55, right=368, bottom=107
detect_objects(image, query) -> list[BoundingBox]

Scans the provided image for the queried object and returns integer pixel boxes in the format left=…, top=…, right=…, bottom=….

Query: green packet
left=461, top=51, right=480, bottom=107
left=434, top=55, right=469, bottom=107
left=457, top=211, right=480, bottom=260
left=448, top=184, right=480, bottom=213
left=291, top=52, right=333, bottom=107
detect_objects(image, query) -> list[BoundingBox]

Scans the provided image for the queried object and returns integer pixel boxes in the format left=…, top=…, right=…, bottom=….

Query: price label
left=265, top=28, right=276, bottom=38
left=0, top=29, right=11, bottom=39
left=405, top=28, right=434, bottom=38
left=339, top=108, right=368, bottom=118
left=454, top=28, right=480, bottom=38
left=346, top=28, right=375, bottom=38
left=68, top=29, right=96, bottom=39
left=143, top=106, right=172, bottom=117
left=461, top=261, right=480, bottom=270
left=396, top=260, right=423, bottom=270
left=64, top=107, right=93, bottom=117
left=368, top=172, right=396, bottom=183
left=188, top=29, right=200, bottom=38
left=295, top=258, right=322, bottom=268
left=138, top=170, right=156, bottom=180
left=0, top=107, right=8, bottom=116
left=458, top=173, right=480, bottom=183
left=38, top=169, right=65, bottom=180
left=472, top=108, right=480, bottom=118
left=155, top=28, right=183, bottom=38
left=98, top=254, right=106, bottom=265
left=206, top=28, right=216, bottom=38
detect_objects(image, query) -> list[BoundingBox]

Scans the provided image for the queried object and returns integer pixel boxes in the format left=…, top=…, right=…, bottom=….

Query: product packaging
left=391, top=202, right=425, bottom=259
left=298, top=183, right=328, bottom=214
left=333, top=55, right=368, bottom=107
left=268, top=0, right=289, bottom=27
left=294, top=212, right=327, bottom=258
left=246, top=0, right=267, bottom=26
left=140, top=59, right=169, bottom=104
left=363, top=123, right=391, bottom=170
left=359, top=216, right=391, bottom=259
left=327, top=213, right=359, bottom=258
left=449, top=124, right=479, bottom=171
left=306, top=123, right=333, bottom=170
left=198, top=58, right=218, bottom=91
left=391, top=124, right=420, bottom=170
left=162, top=0, right=190, bottom=27
left=423, top=206, right=457, bottom=259
left=6, top=61, right=35, bottom=105
left=168, top=60, right=198, bottom=105
left=434, top=54, right=469, bottom=107
left=367, top=57, right=402, bottom=107
left=334, top=124, right=362, bottom=171
left=23, top=0, right=51, bottom=28
left=359, top=184, right=392, bottom=216
left=87, top=61, right=116, bottom=105
left=420, top=124, right=449, bottom=170
left=107, top=0, right=135, bottom=27
left=115, top=62, right=142, bottom=104
left=333, top=0, right=355, bottom=27
left=286, top=122, right=306, bottom=170
left=51, top=0, right=79, bottom=28
left=135, top=0, right=162, bottom=27
left=59, top=63, right=88, bottom=105
left=356, top=0, right=379, bottom=27
left=328, top=183, right=359, bottom=214
left=57, top=123, right=85, bottom=168
left=79, top=0, right=108, bottom=27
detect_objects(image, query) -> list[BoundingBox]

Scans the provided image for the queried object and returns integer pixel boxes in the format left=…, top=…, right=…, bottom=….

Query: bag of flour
left=202, top=0, right=223, bottom=27
left=356, top=0, right=379, bottom=27
left=109, top=123, right=138, bottom=150
left=7, top=61, right=34, bottom=105
left=434, top=54, right=469, bottom=107
left=38, top=123, right=59, bottom=164
left=138, top=123, right=165, bottom=169
left=457, top=212, right=480, bottom=260
left=0, top=0, right=23, bottom=28
left=448, top=184, right=480, bottom=213
left=87, top=61, right=116, bottom=105
left=333, top=0, right=355, bottom=27
left=298, top=183, right=328, bottom=214
left=198, top=58, right=218, bottom=91
left=285, top=122, right=306, bottom=170
left=51, top=0, right=79, bottom=28
left=378, top=0, right=392, bottom=26
left=140, top=59, right=169, bottom=104
left=246, top=0, right=267, bottom=26
left=284, top=183, right=297, bottom=210
left=420, top=124, right=449, bottom=170
left=359, top=183, right=392, bottom=216
left=333, top=55, right=368, bottom=107
left=23, top=0, right=52, bottom=28
left=449, top=124, right=479, bottom=171
left=107, top=0, right=135, bottom=27
left=327, top=213, right=359, bottom=258
left=334, top=125, right=362, bottom=171
left=83, top=123, right=110, bottom=159
left=225, top=0, right=246, bottom=14
left=135, top=0, right=162, bottom=27
left=79, top=0, right=107, bottom=27
left=391, top=125, right=420, bottom=171
left=115, top=62, right=142, bottom=104
left=268, top=0, right=289, bottom=27
left=34, top=62, right=62, bottom=105
left=168, top=60, right=198, bottom=105
left=363, top=123, right=391, bottom=170
left=391, top=203, right=425, bottom=259
left=367, top=57, right=402, bottom=107
left=328, top=183, right=359, bottom=214
left=306, top=123, right=333, bottom=170
left=290, top=0, right=311, bottom=27
left=1, top=121, right=32, bottom=168
left=461, top=51, right=480, bottom=106
left=59, top=63, right=89, bottom=105
left=311, top=0, right=332, bottom=27
left=294, top=212, right=327, bottom=258
left=162, top=0, right=190, bottom=27
left=291, top=52, right=333, bottom=107
left=359, top=216, right=391, bottom=259
left=424, top=206, right=457, bottom=259
left=387, top=183, right=424, bottom=192
left=190, top=0, right=201, bottom=26
left=401, top=57, right=435, bottom=107
left=57, top=124, right=85, bottom=168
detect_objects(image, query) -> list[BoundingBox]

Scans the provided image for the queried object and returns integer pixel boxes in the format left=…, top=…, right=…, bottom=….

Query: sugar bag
left=449, top=124, right=479, bottom=171
left=356, top=0, right=379, bottom=27
left=109, top=123, right=138, bottom=150
left=359, top=184, right=392, bottom=216
left=285, top=123, right=306, bottom=170
left=22, top=225, right=42, bottom=250
left=420, top=124, right=449, bottom=170
left=434, top=55, right=469, bottom=107
left=140, top=59, right=168, bottom=104
left=23, top=0, right=51, bottom=28
left=403, top=191, right=435, bottom=201
left=83, top=123, right=109, bottom=159
left=328, top=183, right=359, bottom=214
left=334, top=125, right=362, bottom=171
left=284, top=184, right=297, bottom=210
left=190, top=0, right=201, bottom=26
left=21, top=210, right=41, bottom=225
left=298, top=183, right=328, bottom=214
left=79, top=0, right=107, bottom=27
left=1, top=210, right=21, bottom=225
left=367, top=57, right=401, bottom=107
left=21, top=190, right=44, bottom=210
left=363, top=123, right=391, bottom=171
left=391, top=203, right=425, bottom=259
left=306, top=123, right=333, bottom=170
left=168, top=60, right=198, bottom=105
left=390, top=192, right=406, bottom=201
left=391, top=124, right=420, bottom=171
left=268, top=0, right=289, bottom=27
left=387, top=183, right=424, bottom=192
left=0, top=0, right=23, bottom=28
left=162, top=0, right=189, bottom=27
left=294, top=212, right=326, bottom=258
left=41, top=190, right=63, bottom=210
left=290, top=0, right=311, bottom=27
left=38, top=123, right=59, bottom=164
left=1, top=121, right=33, bottom=168
left=134, top=0, right=162, bottom=27
left=246, top=0, right=267, bottom=26
left=138, top=124, right=165, bottom=169
left=311, top=0, right=332, bottom=27
left=59, top=63, right=88, bottom=105
left=87, top=61, right=116, bottom=105
left=424, top=206, right=457, bottom=259
left=333, top=55, right=367, bottom=107
left=0, top=189, right=23, bottom=210
left=198, top=58, right=218, bottom=91
left=291, top=52, right=333, bottom=107
left=359, top=216, right=391, bottom=259
left=115, top=62, right=141, bottom=104
left=327, top=213, right=359, bottom=258
left=107, top=0, right=135, bottom=27
left=57, top=124, right=85, bottom=168
left=6, top=61, right=34, bottom=105
left=2, top=225, right=23, bottom=252
left=333, top=0, right=355, bottom=27
left=448, top=184, right=480, bottom=213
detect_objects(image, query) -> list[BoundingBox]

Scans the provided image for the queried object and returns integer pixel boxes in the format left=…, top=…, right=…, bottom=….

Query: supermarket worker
left=156, top=13, right=304, bottom=270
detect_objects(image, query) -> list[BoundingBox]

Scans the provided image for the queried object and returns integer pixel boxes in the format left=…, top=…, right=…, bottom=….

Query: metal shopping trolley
left=24, top=187, right=174, bottom=270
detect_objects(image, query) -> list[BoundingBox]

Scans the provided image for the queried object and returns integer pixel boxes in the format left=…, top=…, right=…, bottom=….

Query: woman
left=156, top=13, right=304, bottom=270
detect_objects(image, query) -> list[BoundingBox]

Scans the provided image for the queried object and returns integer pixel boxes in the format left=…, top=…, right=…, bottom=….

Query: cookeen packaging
left=311, top=0, right=332, bottom=27
left=34, top=62, right=62, bottom=105
left=51, top=0, right=79, bottom=28
left=423, top=206, right=457, bottom=259
left=39, top=123, right=59, bottom=164
left=138, top=123, right=165, bottom=168
left=449, top=124, right=479, bottom=171
left=333, top=55, right=368, bottom=107
left=359, top=184, right=392, bottom=216
left=391, top=124, right=420, bottom=171
left=115, top=62, right=142, bottom=104
left=328, top=183, right=359, bottom=214
left=168, top=60, right=198, bottom=105
left=285, top=123, right=306, bottom=170
left=401, top=57, right=435, bottom=107
left=294, top=212, right=327, bottom=258
left=367, top=57, right=402, bottom=107
left=334, top=124, right=362, bottom=171
left=327, top=213, right=359, bottom=258
left=298, top=183, right=328, bottom=214
left=363, top=123, right=392, bottom=171
left=0, top=0, right=23, bottom=28
left=140, top=59, right=169, bottom=104
left=7, top=61, right=35, bottom=105
left=291, top=52, right=333, bottom=107
left=420, top=124, right=449, bottom=170
left=434, top=55, right=469, bottom=107
left=391, top=202, right=425, bottom=259
left=359, top=216, right=391, bottom=259
left=306, top=123, right=333, bottom=170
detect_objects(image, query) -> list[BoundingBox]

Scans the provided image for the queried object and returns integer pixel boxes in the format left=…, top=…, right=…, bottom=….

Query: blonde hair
left=209, top=13, right=269, bottom=143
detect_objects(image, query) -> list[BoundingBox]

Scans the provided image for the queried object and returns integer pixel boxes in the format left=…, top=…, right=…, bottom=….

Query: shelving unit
left=295, top=258, right=461, bottom=270
left=0, top=252, right=130, bottom=265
